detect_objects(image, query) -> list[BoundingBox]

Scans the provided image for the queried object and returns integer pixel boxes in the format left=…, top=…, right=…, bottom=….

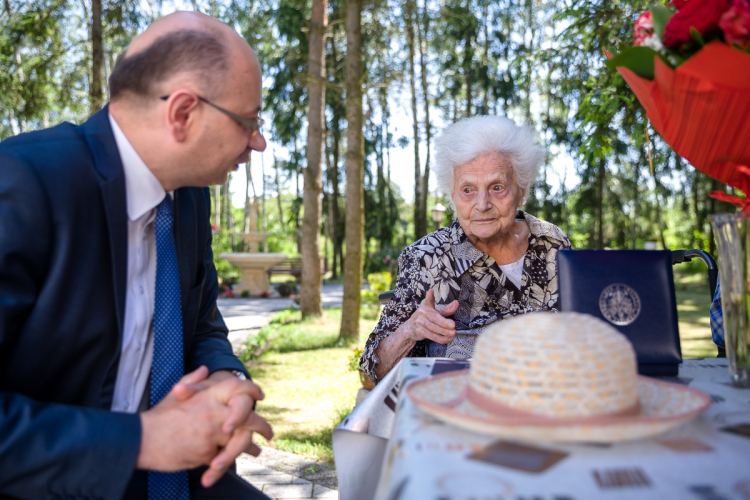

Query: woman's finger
left=424, top=309, right=456, bottom=330
left=436, top=300, right=459, bottom=316
left=419, top=317, right=456, bottom=339
left=420, top=289, right=437, bottom=310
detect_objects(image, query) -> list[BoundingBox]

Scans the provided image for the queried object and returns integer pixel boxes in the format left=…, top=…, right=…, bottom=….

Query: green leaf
left=605, top=46, right=658, bottom=80
left=651, top=7, right=674, bottom=38
left=690, top=27, right=706, bottom=46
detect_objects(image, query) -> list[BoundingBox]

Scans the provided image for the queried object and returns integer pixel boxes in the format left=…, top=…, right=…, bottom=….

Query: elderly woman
left=360, top=116, right=571, bottom=384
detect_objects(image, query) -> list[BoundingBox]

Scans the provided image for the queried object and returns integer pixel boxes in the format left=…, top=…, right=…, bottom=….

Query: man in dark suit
left=0, top=11, right=274, bottom=500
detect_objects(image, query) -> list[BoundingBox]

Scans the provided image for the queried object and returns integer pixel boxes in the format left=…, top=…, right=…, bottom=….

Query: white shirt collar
left=108, top=112, right=167, bottom=221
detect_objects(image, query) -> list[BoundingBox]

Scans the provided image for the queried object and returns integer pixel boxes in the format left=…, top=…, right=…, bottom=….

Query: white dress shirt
left=108, top=113, right=168, bottom=413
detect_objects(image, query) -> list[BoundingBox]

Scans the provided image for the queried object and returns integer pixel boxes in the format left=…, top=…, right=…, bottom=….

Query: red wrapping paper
left=612, top=42, right=750, bottom=208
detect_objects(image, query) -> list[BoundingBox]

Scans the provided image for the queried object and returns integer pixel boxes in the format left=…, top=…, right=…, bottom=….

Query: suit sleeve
left=185, top=188, right=250, bottom=379
left=0, top=153, right=142, bottom=500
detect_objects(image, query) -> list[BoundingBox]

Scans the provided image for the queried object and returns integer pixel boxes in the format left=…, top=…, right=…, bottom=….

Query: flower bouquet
left=607, top=0, right=750, bottom=387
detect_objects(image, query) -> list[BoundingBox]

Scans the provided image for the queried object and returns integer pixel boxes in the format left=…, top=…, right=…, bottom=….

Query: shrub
left=238, top=329, right=273, bottom=364
left=348, top=348, right=364, bottom=371
left=241, top=290, right=250, bottom=298
left=361, top=271, right=392, bottom=308
left=275, top=281, right=297, bottom=298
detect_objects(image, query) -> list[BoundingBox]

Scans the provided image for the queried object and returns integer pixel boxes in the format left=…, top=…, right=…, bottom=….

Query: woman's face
left=452, top=152, right=525, bottom=244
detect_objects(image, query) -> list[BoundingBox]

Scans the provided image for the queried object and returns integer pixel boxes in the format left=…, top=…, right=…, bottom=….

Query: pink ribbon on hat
left=439, top=384, right=641, bottom=425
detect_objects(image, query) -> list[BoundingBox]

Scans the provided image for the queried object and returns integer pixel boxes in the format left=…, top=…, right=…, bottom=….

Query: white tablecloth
left=332, top=358, right=750, bottom=500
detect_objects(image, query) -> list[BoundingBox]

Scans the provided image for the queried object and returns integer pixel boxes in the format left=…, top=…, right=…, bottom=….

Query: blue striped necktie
left=149, top=195, right=190, bottom=500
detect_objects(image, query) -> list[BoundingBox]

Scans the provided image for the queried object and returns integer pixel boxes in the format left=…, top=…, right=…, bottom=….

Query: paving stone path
left=236, top=447, right=338, bottom=499
left=218, top=288, right=344, bottom=499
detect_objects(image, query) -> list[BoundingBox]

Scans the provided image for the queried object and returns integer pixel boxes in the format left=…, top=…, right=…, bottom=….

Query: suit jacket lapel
left=80, top=106, right=128, bottom=407
left=173, top=188, right=197, bottom=314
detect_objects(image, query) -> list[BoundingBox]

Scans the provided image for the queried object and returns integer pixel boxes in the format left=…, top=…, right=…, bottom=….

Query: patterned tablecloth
left=332, top=357, right=750, bottom=500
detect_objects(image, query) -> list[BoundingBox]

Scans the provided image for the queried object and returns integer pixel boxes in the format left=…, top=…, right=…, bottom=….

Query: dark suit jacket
left=0, top=107, right=249, bottom=500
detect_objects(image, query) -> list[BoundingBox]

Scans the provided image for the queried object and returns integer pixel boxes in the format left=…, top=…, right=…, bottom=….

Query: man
left=0, top=11, right=273, bottom=500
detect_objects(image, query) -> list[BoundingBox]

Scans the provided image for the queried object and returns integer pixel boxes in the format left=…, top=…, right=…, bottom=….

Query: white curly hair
left=432, top=115, right=545, bottom=204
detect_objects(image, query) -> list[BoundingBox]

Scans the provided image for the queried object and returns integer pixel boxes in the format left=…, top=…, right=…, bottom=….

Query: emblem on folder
left=599, top=283, right=641, bottom=326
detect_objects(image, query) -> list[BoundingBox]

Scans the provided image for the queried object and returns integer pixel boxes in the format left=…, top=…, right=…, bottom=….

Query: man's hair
left=109, top=29, right=229, bottom=102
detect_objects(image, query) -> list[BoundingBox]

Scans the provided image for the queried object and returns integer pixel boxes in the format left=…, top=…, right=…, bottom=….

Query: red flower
left=663, top=0, right=731, bottom=47
left=634, top=11, right=655, bottom=46
left=720, top=0, right=750, bottom=47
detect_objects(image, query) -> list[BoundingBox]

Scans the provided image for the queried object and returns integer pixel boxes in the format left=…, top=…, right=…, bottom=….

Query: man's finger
left=171, top=366, right=210, bottom=401
left=246, top=442, right=262, bottom=457
left=223, top=394, right=254, bottom=434
left=205, top=377, right=265, bottom=406
left=436, top=300, right=459, bottom=317
left=421, top=289, right=436, bottom=310
left=242, top=411, right=274, bottom=441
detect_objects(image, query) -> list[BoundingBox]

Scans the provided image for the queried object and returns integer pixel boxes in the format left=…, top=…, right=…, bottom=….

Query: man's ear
left=165, top=91, right=200, bottom=142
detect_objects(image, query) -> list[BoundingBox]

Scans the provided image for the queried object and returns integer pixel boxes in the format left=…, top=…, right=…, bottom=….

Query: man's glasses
left=160, top=94, right=264, bottom=133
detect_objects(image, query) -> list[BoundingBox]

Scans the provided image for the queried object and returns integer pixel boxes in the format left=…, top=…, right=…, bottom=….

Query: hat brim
left=406, top=369, right=712, bottom=443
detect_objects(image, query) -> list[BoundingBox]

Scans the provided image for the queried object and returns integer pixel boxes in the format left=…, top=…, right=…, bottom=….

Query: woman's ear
left=517, top=188, right=526, bottom=207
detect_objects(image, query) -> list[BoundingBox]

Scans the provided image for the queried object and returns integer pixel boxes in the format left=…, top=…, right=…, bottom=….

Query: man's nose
left=249, top=130, right=267, bottom=152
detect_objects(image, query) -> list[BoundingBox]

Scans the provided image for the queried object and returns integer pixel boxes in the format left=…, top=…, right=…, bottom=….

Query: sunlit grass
left=674, top=273, right=717, bottom=359
left=248, top=308, right=377, bottom=462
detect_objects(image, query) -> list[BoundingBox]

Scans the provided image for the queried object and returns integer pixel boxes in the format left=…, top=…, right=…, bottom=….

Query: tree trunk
left=244, top=158, right=253, bottom=233
left=464, top=30, right=473, bottom=118
left=418, top=1, right=431, bottom=233
left=213, top=185, right=221, bottom=229
left=406, top=0, right=424, bottom=240
left=274, top=155, right=284, bottom=230
left=224, top=177, right=235, bottom=251
left=301, top=0, right=327, bottom=317
left=482, top=1, right=490, bottom=115
left=329, top=121, right=342, bottom=280
left=261, top=154, right=268, bottom=252
left=90, top=0, right=103, bottom=114
left=596, top=157, right=604, bottom=249
left=340, top=0, right=363, bottom=343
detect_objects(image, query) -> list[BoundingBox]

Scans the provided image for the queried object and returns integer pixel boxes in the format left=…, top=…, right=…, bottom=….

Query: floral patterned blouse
left=360, top=210, right=572, bottom=383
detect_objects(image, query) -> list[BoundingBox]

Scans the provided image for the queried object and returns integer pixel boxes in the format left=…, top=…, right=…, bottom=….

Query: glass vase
left=710, top=212, right=750, bottom=387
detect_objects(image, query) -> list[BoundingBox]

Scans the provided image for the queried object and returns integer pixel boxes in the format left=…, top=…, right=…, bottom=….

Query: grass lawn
left=245, top=273, right=717, bottom=463
left=674, top=269, right=717, bottom=359
left=248, top=308, right=377, bottom=463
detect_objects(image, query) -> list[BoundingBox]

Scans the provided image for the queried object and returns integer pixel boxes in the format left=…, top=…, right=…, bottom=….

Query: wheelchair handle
left=671, top=249, right=718, bottom=299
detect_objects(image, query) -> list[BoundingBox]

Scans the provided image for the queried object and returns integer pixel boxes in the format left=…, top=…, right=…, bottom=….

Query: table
left=332, top=358, right=750, bottom=500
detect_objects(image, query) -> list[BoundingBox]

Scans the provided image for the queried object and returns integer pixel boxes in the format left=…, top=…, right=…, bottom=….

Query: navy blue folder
left=557, top=250, right=682, bottom=376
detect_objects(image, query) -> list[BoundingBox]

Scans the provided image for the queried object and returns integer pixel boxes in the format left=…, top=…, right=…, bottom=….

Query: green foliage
left=237, top=328, right=272, bottom=364
left=364, top=247, right=400, bottom=275
left=605, top=46, right=659, bottom=79
left=347, top=348, right=364, bottom=372
left=361, top=271, right=392, bottom=308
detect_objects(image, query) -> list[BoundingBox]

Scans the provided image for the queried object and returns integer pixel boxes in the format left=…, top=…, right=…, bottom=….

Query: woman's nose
left=476, top=190, right=492, bottom=210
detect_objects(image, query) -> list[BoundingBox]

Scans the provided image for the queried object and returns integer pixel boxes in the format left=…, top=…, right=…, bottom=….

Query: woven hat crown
left=469, top=312, right=639, bottom=418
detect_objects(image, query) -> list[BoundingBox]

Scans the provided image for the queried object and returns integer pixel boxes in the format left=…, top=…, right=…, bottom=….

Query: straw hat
left=406, top=312, right=711, bottom=443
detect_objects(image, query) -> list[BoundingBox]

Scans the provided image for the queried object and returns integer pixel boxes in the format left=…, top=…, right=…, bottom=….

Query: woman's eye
left=463, top=188, right=472, bottom=194
left=493, top=185, right=504, bottom=192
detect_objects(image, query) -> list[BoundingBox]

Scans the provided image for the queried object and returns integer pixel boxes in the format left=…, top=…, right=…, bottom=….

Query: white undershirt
left=499, top=254, right=525, bottom=290
left=108, top=113, right=168, bottom=413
